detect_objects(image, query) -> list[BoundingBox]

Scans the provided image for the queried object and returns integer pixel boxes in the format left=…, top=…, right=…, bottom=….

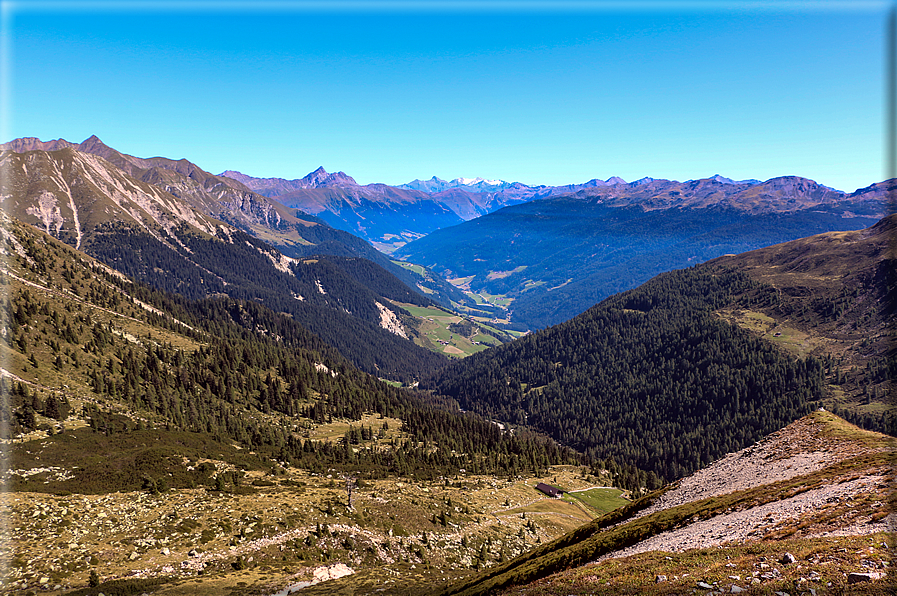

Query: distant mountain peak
left=703, top=174, right=762, bottom=186
left=300, top=167, right=357, bottom=188
left=219, top=169, right=253, bottom=183
left=580, top=176, right=627, bottom=187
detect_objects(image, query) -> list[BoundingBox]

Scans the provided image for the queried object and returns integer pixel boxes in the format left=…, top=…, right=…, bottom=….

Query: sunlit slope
left=438, top=411, right=894, bottom=596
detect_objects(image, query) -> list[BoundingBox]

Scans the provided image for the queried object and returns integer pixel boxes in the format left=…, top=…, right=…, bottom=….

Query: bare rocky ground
left=602, top=411, right=895, bottom=560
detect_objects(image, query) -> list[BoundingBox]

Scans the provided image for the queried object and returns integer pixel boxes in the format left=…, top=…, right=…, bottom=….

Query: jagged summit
left=300, top=166, right=358, bottom=188
left=219, top=167, right=358, bottom=190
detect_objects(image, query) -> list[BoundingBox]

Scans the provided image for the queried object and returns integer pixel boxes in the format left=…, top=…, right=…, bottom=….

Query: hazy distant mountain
left=221, top=166, right=358, bottom=193
left=221, top=169, right=469, bottom=253
left=703, top=173, right=762, bottom=185
left=555, top=174, right=855, bottom=214
left=220, top=170, right=654, bottom=251
left=397, top=175, right=889, bottom=330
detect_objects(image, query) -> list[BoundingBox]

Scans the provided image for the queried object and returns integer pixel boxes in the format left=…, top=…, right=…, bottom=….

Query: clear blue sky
left=3, top=1, right=891, bottom=192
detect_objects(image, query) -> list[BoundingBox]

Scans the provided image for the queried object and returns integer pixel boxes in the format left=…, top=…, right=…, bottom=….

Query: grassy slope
left=710, top=214, right=895, bottom=428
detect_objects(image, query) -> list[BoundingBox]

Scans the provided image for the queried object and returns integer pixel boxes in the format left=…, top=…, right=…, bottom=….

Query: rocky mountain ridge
left=0, top=145, right=451, bottom=379
left=0, top=136, right=334, bottom=246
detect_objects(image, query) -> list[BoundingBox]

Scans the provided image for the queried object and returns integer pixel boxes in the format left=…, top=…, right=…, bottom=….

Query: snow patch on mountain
left=399, top=176, right=516, bottom=193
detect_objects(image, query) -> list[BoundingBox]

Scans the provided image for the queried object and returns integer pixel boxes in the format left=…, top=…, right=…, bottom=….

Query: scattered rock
left=188, top=549, right=198, bottom=557
left=848, top=572, right=884, bottom=583
left=128, top=552, right=139, bottom=561
left=697, top=581, right=714, bottom=589
left=730, top=586, right=745, bottom=594
left=311, top=563, right=354, bottom=583
left=780, top=552, right=796, bottom=564
left=160, top=547, right=170, bottom=555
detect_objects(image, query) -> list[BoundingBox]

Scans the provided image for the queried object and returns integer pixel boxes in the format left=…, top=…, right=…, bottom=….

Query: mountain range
left=219, top=170, right=667, bottom=252
left=398, top=176, right=890, bottom=329
left=5, top=134, right=891, bottom=345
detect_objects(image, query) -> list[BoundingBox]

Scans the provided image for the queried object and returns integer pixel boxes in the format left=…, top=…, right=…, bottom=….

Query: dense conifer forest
left=84, top=222, right=447, bottom=381
left=423, top=267, right=827, bottom=481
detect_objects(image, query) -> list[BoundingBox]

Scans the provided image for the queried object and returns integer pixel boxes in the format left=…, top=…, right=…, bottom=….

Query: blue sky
left=3, top=1, right=890, bottom=191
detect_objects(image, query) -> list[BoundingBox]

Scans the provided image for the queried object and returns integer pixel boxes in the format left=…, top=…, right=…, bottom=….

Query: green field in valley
left=564, top=487, right=630, bottom=516
left=391, top=259, right=427, bottom=276
left=395, top=303, right=506, bottom=357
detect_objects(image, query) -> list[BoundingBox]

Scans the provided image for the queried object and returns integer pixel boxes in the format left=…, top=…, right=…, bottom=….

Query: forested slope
left=422, top=267, right=825, bottom=481
left=87, top=224, right=447, bottom=381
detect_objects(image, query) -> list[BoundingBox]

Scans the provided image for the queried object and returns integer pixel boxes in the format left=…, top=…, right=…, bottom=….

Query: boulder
left=848, top=572, right=884, bottom=583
